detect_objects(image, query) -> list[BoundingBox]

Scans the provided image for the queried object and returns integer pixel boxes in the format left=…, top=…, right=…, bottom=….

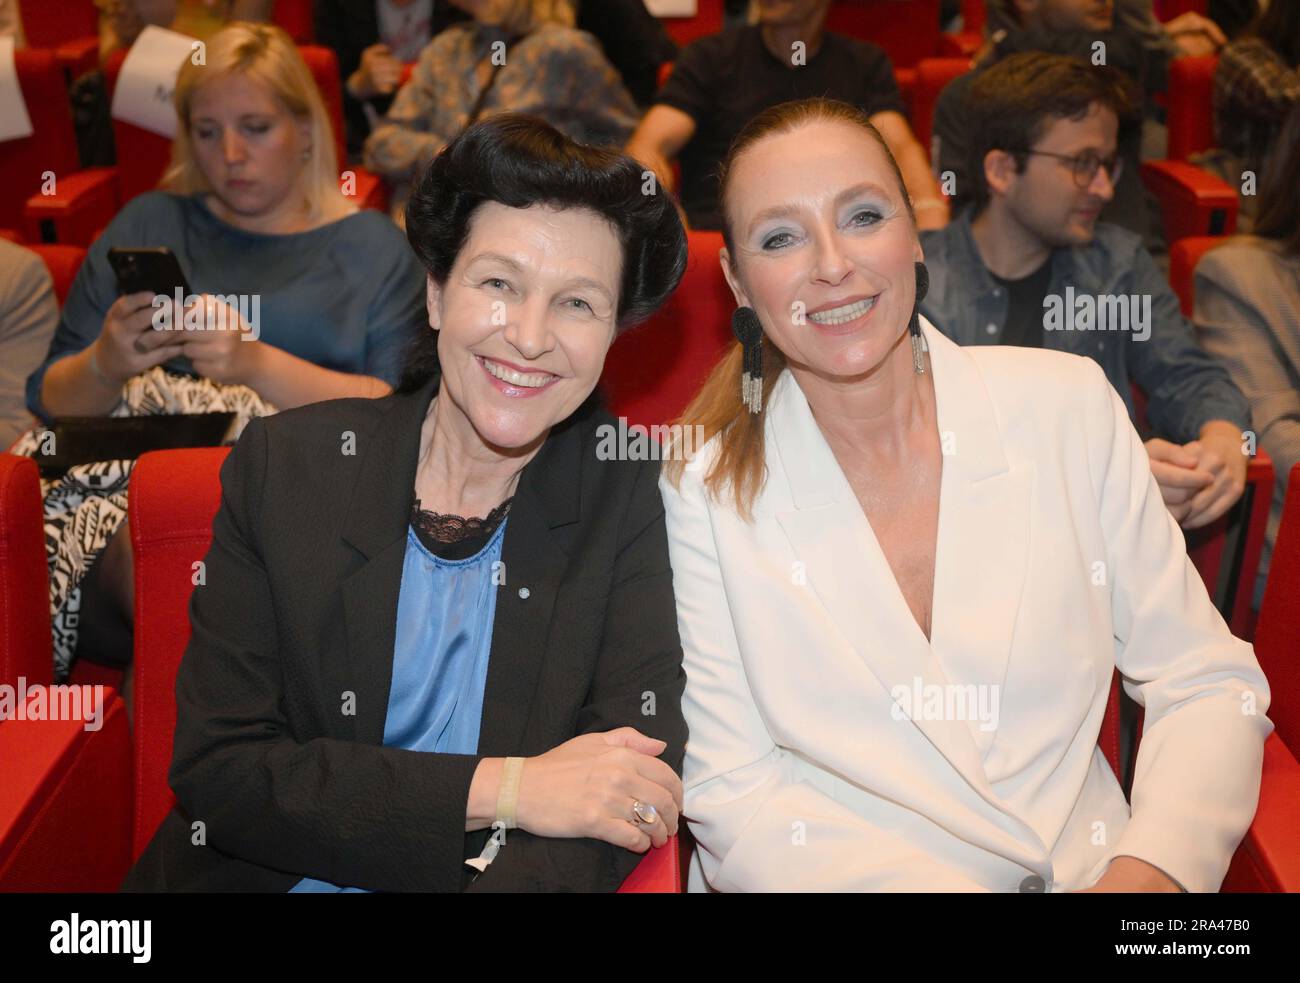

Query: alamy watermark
left=890, top=676, right=1000, bottom=733
left=595, top=418, right=707, bottom=466
left=1043, top=288, right=1151, bottom=342
left=0, top=677, right=105, bottom=732
left=150, top=289, right=261, bottom=340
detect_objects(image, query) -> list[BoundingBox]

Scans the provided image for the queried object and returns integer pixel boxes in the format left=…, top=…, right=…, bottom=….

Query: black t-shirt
left=990, top=258, right=1053, bottom=350
left=656, top=25, right=906, bottom=231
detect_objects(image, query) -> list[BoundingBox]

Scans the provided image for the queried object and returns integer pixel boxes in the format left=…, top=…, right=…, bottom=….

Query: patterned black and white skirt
left=11, top=368, right=274, bottom=681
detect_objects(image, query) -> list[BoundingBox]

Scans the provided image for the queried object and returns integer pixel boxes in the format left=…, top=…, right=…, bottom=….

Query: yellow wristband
left=494, top=757, right=525, bottom=830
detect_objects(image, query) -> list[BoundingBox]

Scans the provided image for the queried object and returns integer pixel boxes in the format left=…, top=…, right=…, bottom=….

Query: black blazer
left=122, top=378, right=687, bottom=892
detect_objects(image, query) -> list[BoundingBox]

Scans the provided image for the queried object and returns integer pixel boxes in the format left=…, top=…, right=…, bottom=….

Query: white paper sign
left=110, top=25, right=197, bottom=139
left=0, top=36, right=34, bottom=142
left=646, top=0, right=698, bottom=16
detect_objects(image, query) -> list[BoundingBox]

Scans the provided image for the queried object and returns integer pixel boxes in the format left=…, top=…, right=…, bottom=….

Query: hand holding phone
left=93, top=291, right=187, bottom=387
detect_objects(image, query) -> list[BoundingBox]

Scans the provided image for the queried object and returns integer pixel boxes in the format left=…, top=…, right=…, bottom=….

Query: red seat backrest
left=0, top=50, right=82, bottom=230
left=600, top=230, right=734, bottom=429
left=28, top=244, right=88, bottom=307
left=825, top=0, right=941, bottom=69
left=1168, top=235, right=1220, bottom=317
left=1254, top=464, right=1300, bottom=757
left=1185, top=454, right=1274, bottom=640
left=911, top=57, right=971, bottom=158
left=296, top=45, right=349, bottom=169
left=961, top=0, right=985, bottom=33
left=661, top=0, right=725, bottom=48
left=104, top=48, right=174, bottom=206
left=1166, top=54, right=1217, bottom=160
left=128, top=446, right=230, bottom=860
left=0, top=454, right=53, bottom=691
left=272, top=0, right=316, bottom=44
left=105, top=44, right=346, bottom=207
left=17, top=0, right=98, bottom=46
left=1155, top=0, right=1208, bottom=17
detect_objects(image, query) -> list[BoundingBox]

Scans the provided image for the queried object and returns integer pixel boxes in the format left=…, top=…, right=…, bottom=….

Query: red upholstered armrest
left=1140, top=160, right=1238, bottom=243
left=617, top=836, right=680, bottom=893
left=0, top=454, right=53, bottom=689
left=938, top=31, right=983, bottom=58
left=0, top=689, right=133, bottom=891
left=1223, top=733, right=1300, bottom=892
left=129, top=448, right=229, bottom=859
left=55, top=38, right=99, bottom=80
left=23, top=168, right=120, bottom=247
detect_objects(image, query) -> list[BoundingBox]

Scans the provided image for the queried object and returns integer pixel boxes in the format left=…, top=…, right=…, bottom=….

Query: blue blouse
left=25, top=191, right=426, bottom=421
left=289, top=515, right=507, bottom=892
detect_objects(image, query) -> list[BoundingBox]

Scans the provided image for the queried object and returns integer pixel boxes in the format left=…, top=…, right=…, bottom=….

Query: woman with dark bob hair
left=123, top=113, right=690, bottom=892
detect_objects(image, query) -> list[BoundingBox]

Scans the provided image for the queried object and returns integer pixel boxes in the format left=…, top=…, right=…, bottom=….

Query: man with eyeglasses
left=921, top=53, right=1251, bottom=531
left=932, top=0, right=1157, bottom=247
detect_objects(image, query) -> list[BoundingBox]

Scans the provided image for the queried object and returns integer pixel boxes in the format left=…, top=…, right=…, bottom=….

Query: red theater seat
left=0, top=446, right=680, bottom=891
left=601, top=230, right=734, bottom=429
left=660, top=0, right=724, bottom=48
left=1098, top=671, right=1300, bottom=892
left=1254, top=465, right=1300, bottom=758
left=825, top=0, right=941, bottom=69
left=17, top=0, right=99, bottom=79
left=27, top=244, right=87, bottom=307
left=272, top=0, right=316, bottom=44
left=0, top=455, right=52, bottom=691
left=1140, top=56, right=1238, bottom=242
left=910, top=57, right=972, bottom=157
left=6, top=49, right=117, bottom=246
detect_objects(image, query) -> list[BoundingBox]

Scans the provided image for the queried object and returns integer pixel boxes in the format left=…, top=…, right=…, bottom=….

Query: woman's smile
left=806, top=293, right=881, bottom=335
left=476, top=354, right=561, bottom=397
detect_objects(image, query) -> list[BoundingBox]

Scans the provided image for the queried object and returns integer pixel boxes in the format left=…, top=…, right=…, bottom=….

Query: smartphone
left=107, top=247, right=194, bottom=299
left=105, top=247, right=199, bottom=377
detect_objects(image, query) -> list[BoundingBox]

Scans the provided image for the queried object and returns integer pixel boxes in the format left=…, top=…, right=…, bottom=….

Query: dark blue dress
left=25, top=191, right=426, bottom=420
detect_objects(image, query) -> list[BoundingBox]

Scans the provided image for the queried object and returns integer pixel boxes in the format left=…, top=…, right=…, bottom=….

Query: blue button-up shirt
left=919, top=212, right=1249, bottom=444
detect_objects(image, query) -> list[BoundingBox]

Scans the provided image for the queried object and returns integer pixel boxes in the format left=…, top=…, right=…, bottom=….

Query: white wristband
left=494, top=757, right=525, bottom=830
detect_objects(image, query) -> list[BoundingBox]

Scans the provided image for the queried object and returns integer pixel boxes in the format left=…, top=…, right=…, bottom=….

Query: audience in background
left=19, top=23, right=425, bottom=688
left=936, top=0, right=1157, bottom=245
left=316, top=0, right=478, bottom=159
left=627, top=0, right=946, bottom=232
left=987, top=1, right=1226, bottom=65
left=364, top=0, right=638, bottom=223
left=921, top=54, right=1250, bottom=530
left=1196, top=100, right=1300, bottom=607
left=1213, top=0, right=1300, bottom=208
left=0, top=240, right=58, bottom=450
left=321, top=0, right=676, bottom=160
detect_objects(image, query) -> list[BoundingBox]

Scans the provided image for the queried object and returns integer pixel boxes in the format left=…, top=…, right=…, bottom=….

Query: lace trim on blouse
left=410, top=497, right=513, bottom=544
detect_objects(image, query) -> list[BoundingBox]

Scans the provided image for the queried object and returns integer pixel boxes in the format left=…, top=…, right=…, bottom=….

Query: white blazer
left=660, top=319, right=1272, bottom=893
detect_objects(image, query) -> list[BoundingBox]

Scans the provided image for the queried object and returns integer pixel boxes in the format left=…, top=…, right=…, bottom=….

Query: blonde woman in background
left=364, top=0, right=639, bottom=224
left=19, top=23, right=426, bottom=689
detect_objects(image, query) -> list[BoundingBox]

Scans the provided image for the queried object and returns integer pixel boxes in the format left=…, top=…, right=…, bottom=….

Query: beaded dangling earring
left=732, top=306, right=764, bottom=413
left=910, top=261, right=930, bottom=375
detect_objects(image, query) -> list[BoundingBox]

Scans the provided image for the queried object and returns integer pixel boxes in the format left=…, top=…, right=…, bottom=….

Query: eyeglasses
left=1017, top=149, right=1124, bottom=189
